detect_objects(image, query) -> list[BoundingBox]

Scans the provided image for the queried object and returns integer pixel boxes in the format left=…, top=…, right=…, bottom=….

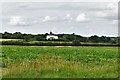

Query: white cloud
left=63, top=14, right=73, bottom=22
left=96, top=11, right=107, bottom=18
left=66, top=14, right=73, bottom=20
left=42, top=16, right=58, bottom=22
left=42, top=16, right=51, bottom=22
left=66, top=14, right=70, bottom=17
left=107, top=3, right=118, bottom=10
left=8, top=16, right=28, bottom=26
left=94, top=3, right=118, bottom=20
left=107, top=3, right=118, bottom=14
left=111, top=20, right=118, bottom=24
left=76, top=13, right=90, bottom=22
left=42, top=14, right=73, bottom=22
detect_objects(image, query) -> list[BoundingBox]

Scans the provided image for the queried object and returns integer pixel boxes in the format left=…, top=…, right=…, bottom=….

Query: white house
left=46, top=35, right=58, bottom=40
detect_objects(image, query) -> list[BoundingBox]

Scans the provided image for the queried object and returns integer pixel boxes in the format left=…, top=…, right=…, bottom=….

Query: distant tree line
left=0, top=32, right=119, bottom=44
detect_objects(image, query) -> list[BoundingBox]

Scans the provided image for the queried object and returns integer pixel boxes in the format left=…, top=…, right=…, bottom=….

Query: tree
left=24, top=34, right=32, bottom=42
left=2, top=32, right=12, bottom=39
left=99, top=36, right=106, bottom=42
left=12, top=32, right=23, bottom=39
left=63, top=34, right=74, bottom=41
left=50, top=32, right=53, bottom=35
left=106, top=37, right=111, bottom=42
left=45, top=33, right=48, bottom=36
left=72, top=40, right=80, bottom=45
left=89, top=35, right=99, bottom=42
left=0, top=33, right=2, bottom=39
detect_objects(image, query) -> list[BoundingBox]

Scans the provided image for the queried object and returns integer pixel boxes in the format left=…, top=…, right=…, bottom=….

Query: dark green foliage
left=72, top=40, right=80, bottom=45
left=89, top=35, right=100, bottom=42
left=0, top=62, right=6, bottom=68
left=12, top=32, right=23, bottom=39
left=1, top=32, right=119, bottom=44
left=24, top=35, right=32, bottom=42
left=1, top=40, right=119, bottom=46
left=2, top=41, right=24, bottom=45
left=0, top=33, right=2, bottom=39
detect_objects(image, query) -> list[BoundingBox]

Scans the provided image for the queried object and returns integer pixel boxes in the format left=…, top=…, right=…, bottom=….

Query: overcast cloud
left=1, top=2, right=118, bottom=37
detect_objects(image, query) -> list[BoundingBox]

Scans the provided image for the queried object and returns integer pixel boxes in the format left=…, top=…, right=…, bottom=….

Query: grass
left=0, top=39, right=22, bottom=41
left=1, top=46, right=119, bottom=78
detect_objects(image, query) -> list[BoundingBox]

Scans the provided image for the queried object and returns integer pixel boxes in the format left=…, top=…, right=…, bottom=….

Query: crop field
left=1, top=46, right=119, bottom=78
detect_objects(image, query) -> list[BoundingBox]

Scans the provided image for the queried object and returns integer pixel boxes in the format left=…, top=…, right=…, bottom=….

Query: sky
left=0, top=2, right=119, bottom=37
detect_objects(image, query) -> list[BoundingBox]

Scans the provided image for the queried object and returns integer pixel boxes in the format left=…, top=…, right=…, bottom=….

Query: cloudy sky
left=1, top=2, right=118, bottom=37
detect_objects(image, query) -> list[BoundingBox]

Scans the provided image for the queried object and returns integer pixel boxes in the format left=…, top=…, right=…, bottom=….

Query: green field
left=1, top=46, right=119, bottom=78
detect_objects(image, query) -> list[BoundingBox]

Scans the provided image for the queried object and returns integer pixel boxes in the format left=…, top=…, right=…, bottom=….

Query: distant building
left=46, top=32, right=58, bottom=40
left=46, top=35, right=58, bottom=40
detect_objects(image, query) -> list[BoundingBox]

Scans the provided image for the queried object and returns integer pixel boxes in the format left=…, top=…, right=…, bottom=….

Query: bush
left=1, top=40, right=119, bottom=46
left=72, top=40, right=80, bottom=46
left=2, top=41, right=24, bottom=45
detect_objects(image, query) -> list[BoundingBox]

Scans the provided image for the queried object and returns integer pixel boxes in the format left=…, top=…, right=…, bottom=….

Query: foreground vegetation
left=1, top=46, right=119, bottom=78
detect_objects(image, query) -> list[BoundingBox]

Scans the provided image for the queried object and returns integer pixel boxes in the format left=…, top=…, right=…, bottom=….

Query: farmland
left=1, top=46, right=119, bottom=78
